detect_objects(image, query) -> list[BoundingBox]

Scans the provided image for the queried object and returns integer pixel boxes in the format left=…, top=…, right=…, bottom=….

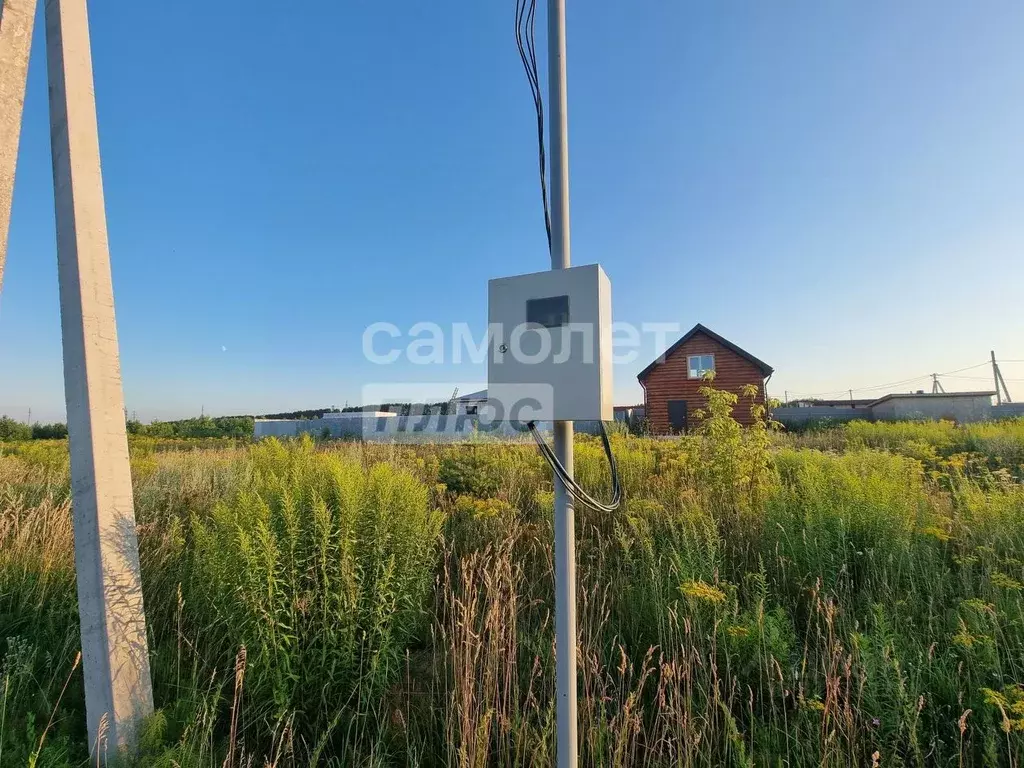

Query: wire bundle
left=528, top=421, right=622, bottom=512
left=516, top=0, right=622, bottom=512
left=515, top=0, right=553, bottom=256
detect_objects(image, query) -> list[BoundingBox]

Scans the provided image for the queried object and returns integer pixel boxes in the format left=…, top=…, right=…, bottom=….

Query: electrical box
left=488, top=264, right=612, bottom=422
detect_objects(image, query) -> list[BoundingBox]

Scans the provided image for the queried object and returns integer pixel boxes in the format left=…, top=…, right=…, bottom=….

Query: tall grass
left=2, top=405, right=1024, bottom=765
left=781, top=417, right=1024, bottom=478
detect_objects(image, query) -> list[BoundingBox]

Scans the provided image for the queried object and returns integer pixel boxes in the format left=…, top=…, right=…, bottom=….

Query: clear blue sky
left=2, top=0, right=1023, bottom=422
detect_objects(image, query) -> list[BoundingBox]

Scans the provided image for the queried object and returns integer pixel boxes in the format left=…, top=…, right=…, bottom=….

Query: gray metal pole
left=44, top=0, right=154, bottom=758
left=0, top=0, right=38, bottom=299
left=547, top=0, right=577, bottom=765
left=992, top=350, right=1002, bottom=405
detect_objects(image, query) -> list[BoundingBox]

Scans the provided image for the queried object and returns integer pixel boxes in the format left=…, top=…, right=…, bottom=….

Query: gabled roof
left=637, top=323, right=774, bottom=382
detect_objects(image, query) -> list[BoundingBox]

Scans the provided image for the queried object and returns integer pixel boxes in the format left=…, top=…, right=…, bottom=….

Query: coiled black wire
left=528, top=420, right=622, bottom=512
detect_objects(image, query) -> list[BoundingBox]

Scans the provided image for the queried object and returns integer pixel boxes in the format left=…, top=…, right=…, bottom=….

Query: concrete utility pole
left=991, top=352, right=999, bottom=405
left=991, top=351, right=1012, bottom=405
left=0, top=0, right=37, bottom=296
left=44, top=0, right=153, bottom=757
left=547, top=0, right=577, bottom=765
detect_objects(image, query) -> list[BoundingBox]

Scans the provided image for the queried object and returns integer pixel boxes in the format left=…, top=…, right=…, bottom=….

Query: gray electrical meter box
left=488, top=264, right=612, bottom=422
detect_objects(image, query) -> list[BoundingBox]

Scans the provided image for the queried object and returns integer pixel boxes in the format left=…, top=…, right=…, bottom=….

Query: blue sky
left=2, top=0, right=1022, bottom=421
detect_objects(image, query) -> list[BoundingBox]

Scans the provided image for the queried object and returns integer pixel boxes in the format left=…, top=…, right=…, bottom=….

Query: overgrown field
left=3, top=399, right=1024, bottom=766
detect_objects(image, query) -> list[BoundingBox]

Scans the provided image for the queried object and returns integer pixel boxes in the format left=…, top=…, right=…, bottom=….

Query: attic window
left=688, top=354, right=715, bottom=379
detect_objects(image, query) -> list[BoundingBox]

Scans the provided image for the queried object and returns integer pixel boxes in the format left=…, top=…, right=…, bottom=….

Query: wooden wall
left=640, top=331, right=767, bottom=433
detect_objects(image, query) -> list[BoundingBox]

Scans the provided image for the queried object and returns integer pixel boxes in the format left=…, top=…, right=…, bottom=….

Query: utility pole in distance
left=547, top=0, right=578, bottom=765
left=991, top=351, right=1012, bottom=405
left=0, top=0, right=37, bottom=295
left=44, top=0, right=154, bottom=757
left=991, top=352, right=1000, bottom=405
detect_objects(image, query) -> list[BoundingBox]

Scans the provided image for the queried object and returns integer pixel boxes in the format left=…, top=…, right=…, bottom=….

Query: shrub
left=30, top=422, right=68, bottom=440
left=0, top=416, right=31, bottom=442
left=438, top=449, right=506, bottom=498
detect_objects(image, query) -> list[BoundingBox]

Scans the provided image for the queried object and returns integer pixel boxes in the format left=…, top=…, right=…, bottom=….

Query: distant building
left=454, top=389, right=489, bottom=416
left=322, top=411, right=395, bottom=420
left=789, top=398, right=874, bottom=410
left=613, top=404, right=645, bottom=428
left=867, top=391, right=994, bottom=423
left=773, top=391, right=997, bottom=426
left=254, top=411, right=396, bottom=439
left=637, top=323, right=773, bottom=434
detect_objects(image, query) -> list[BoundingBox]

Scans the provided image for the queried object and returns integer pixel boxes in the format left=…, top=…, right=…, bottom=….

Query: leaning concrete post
left=44, top=0, right=154, bottom=758
left=0, top=0, right=37, bottom=296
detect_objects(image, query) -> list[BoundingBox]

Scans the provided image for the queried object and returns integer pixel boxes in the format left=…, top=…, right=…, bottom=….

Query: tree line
left=0, top=403, right=459, bottom=442
left=0, top=417, right=68, bottom=441
left=0, top=414, right=254, bottom=441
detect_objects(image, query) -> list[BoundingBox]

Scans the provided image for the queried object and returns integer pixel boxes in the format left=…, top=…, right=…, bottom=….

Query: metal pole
left=547, top=0, right=577, bottom=765
left=0, top=0, right=38, bottom=299
left=992, top=351, right=1002, bottom=405
left=45, top=0, right=153, bottom=757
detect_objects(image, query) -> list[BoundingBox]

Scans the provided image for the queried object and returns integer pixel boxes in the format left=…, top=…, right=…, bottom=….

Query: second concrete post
left=44, top=0, right=154, bottom=758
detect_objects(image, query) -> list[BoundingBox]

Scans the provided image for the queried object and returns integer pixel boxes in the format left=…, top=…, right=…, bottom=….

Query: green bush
left=438, top=448, right=506, bottom=498
left=0, top=416, right=31, bottom=442
left=30, top=422, right=68, bottom=440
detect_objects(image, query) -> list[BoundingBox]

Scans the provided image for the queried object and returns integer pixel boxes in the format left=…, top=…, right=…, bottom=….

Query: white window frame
left=687, top=353, right=716, bottom=379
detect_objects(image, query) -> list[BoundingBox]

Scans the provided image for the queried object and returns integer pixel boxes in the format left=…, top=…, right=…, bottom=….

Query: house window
left=688, top=354, right=715, bottom=379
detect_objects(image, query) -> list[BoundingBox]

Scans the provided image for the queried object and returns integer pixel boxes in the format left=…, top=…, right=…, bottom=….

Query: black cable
left=515, top=0, right=553, bottom=256
left=528, top=421, right=622, bottom=512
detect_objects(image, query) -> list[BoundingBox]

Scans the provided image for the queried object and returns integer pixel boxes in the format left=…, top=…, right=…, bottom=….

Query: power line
left=945, top=374, right=1024, bottom=383
left=935, top=361, right=990, bottom=375
left=515, top=0, right=552, bottom=256
left=783, top=360, right=996, bottom=400
left=856, top=376, right=932, bottom=392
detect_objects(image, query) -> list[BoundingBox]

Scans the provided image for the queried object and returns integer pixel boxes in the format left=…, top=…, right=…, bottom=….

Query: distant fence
left=255, top=410, right=641, bottom=442
left=992, top=403, right=1024, bottom=420
left=771, top=407, right=869, bottom=426
left=255, top=415, right=557, bottom=443
left=254, top=402, right=1023, bottom=442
